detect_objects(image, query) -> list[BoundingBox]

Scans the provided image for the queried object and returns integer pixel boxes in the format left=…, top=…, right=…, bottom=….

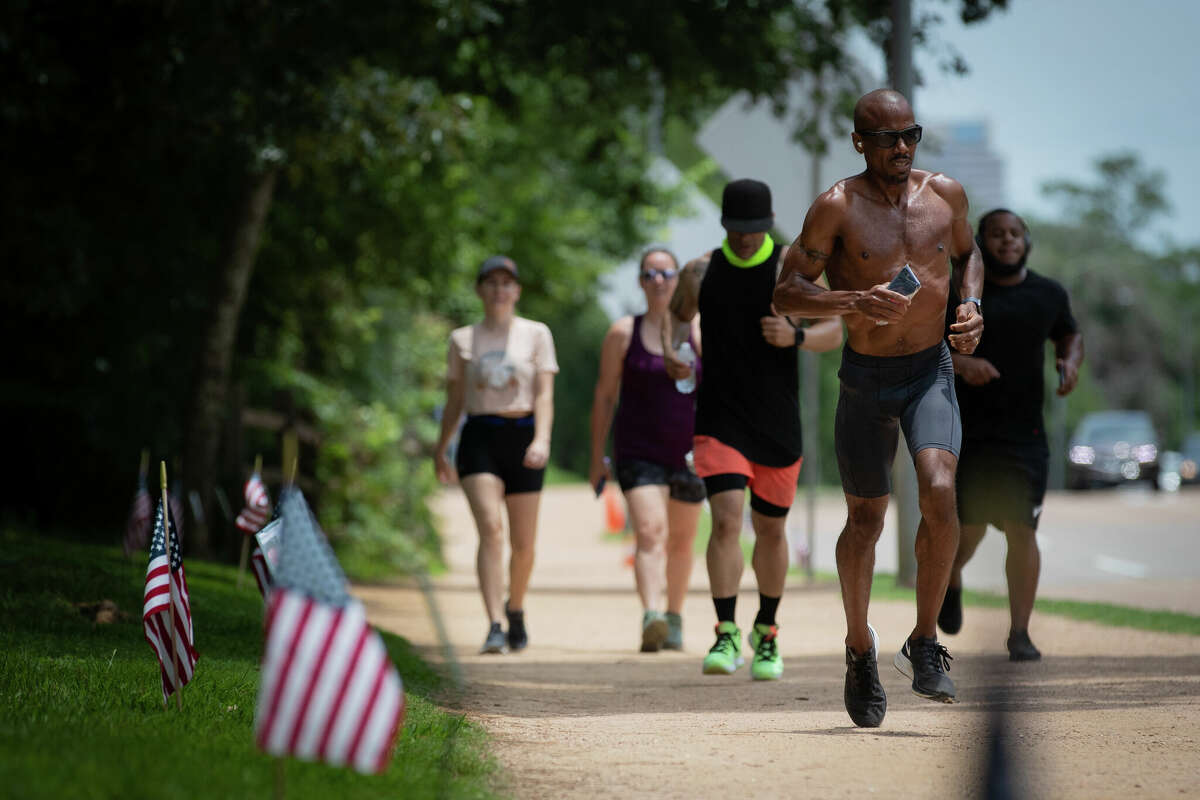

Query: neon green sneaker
left=702, top=621, right=743, bottom=674
left=749, top=623, right=783, bottom=681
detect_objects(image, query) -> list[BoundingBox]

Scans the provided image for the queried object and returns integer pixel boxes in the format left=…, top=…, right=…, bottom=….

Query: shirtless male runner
left=773, top=89, right=984, bottom=727
left=664, top=178, right=842, bottom=681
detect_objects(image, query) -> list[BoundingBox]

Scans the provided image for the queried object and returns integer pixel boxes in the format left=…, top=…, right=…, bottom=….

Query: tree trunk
left=183, top=166, right=278, bottom=557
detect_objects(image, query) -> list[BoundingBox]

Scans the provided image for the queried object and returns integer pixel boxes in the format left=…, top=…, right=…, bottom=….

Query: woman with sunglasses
left=589, top=247, right=705, bottom=652
left=435, top=255, right=559, bottom=655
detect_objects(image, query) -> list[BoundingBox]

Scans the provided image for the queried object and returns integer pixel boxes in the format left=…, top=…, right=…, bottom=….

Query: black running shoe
left=481, top=622, right=507, bottom=654
left=1006, top=629, right=1042, bottom=662
left=844, top=623, right=887, bottom=728
left=938, top=584, right=963, bottom=635
left=894, top=635, right=956, bottom=702
left=505, top=602, right=528, bottom=651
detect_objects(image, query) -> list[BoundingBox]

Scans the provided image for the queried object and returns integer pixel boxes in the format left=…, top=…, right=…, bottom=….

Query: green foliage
left=1, top=0, right=1021, bottom=572
left=1032, top=152, right=1200, bottom=447
left=0, top=529, right=499, bottom=799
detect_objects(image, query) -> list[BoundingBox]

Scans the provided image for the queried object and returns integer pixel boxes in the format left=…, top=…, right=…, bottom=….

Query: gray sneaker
left=641, top=610, right=669, bottom=652
left=480, top=622, right=507, bottom=654
left=894, top=635, right=955, bottom=702
left=663, top=612, right=684, bottom=650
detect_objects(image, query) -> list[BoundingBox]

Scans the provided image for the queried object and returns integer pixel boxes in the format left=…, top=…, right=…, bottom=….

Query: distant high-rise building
left=919, top=121, right=1008, bottom=218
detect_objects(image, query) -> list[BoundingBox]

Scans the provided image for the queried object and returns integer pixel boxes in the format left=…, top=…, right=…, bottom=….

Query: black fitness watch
left=794, top=326, right=806, bottom=347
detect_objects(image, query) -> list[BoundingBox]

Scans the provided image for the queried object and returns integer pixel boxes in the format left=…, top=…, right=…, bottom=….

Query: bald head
left=853, top=89, right=912, bottom=131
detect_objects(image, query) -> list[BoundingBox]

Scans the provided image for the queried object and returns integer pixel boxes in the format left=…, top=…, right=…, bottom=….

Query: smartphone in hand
left=594, top=456, right=611, bottom=498
left=887, top=264, right=922, bottom=298
left=877, top=264, right=922, bottom=325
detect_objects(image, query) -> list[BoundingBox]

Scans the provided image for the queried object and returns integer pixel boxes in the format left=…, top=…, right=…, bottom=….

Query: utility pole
left=1182, top=262, right=1200, bottom=437
left=802, top=86, right=825, bottom=580
left=889, top=0, right=920, bottom=587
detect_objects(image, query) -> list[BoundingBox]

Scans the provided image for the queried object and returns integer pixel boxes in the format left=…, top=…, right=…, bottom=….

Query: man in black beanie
left=663, top=179, right=842, bottom=681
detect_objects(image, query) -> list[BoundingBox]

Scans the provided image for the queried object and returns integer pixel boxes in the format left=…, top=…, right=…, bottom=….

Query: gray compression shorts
left=834, top=341, right=961, bottom=499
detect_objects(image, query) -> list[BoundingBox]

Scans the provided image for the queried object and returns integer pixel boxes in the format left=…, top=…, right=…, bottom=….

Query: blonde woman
left=435, top=256, right=558, bottom=654
left=590, top=247, right=704, bottom=652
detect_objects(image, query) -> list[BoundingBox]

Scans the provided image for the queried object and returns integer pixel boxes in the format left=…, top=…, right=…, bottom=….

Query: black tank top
left=695, top=243, right=802, bottom=466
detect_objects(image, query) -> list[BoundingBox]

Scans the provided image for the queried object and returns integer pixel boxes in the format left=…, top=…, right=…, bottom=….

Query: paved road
left=790, top=485, right=1200, bottom=614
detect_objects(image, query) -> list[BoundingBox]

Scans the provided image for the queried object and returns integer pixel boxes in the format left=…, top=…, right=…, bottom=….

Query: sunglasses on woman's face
left=856, top=124, right=923, bottom=149
left=640, top=268, right=678, bottom=281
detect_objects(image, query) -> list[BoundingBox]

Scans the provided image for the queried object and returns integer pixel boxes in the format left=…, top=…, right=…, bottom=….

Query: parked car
left=1066, top=410, right=1160, bottom=490
left=1180, top=432, right=1200, bottom=486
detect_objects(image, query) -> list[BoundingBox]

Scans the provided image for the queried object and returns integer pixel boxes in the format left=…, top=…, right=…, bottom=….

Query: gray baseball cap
left=477, top=255, right=519, bottom=283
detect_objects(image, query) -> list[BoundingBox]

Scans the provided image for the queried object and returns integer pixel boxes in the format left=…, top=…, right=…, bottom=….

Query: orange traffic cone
left=604, top=485, right=626, bottom=534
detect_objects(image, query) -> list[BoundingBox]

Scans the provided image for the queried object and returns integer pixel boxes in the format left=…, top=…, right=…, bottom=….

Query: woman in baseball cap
left=434, top=255, right=559, bottom=655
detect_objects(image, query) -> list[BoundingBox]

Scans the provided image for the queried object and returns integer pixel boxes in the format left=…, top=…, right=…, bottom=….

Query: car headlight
left=1134, top=444, right=1157, bottom=464
left=1069, top=445, right=1095, bottom=465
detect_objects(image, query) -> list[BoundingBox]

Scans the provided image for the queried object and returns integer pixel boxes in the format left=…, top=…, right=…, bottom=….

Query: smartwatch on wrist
left=962, top=296, right=982, bottom=313
left=794, top=326, right=806, bottom=347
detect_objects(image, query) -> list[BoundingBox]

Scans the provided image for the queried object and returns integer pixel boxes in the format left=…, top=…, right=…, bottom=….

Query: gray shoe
left=663, top=612, right=683, bottom=650
left=641, top=610, right=669, bottom=652
left=894, top=635, right=956, bottom=702
left=480, top=622, right=507, bottom=654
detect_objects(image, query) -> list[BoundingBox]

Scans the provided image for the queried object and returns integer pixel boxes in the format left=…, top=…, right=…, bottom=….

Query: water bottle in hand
left=674, top=342, right=696, bottom=394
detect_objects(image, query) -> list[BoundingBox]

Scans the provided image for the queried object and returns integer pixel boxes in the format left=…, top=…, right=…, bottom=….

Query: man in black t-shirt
left=939, top=209, right=1084, bottom=661
left=664, top=179, right=842, bottom=681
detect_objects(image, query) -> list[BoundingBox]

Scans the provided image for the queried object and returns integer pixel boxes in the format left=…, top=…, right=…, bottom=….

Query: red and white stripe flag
left=256, top=590, right=404, bottom=773
left=143, top=500, right=198, bottom=702
left=236, top=471, right=272, bottom=534
left=123, top=477, right=153, bottom=556
left=254, top=489, right=404, bottom=773
left=251, top=544, right=271, bottom=597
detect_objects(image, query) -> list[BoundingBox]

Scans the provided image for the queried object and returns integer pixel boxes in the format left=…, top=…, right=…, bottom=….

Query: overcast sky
left=852, top=0, right=1199, bottom=249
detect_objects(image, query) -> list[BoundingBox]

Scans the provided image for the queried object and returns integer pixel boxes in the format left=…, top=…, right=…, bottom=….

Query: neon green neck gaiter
left=721, top=234, right=775, bottom=268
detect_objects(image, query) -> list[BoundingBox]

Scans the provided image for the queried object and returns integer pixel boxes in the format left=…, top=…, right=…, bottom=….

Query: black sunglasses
left=640, top=268, right=678, bottom=281
left=856, top=124, right=923, bottom=149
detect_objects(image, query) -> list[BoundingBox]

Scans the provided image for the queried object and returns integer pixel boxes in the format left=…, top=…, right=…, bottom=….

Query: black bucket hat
left=721, top=179, right=774, bottom=233
left=477, top=255, right=519, bottom=283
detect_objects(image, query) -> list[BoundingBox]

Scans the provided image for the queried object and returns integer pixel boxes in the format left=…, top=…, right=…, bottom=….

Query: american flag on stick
left=123, top=475, right=153, bottom=557
left=143, top=499, right=198, bottom=703
left=254, top=489, right=404, bottom=773
left=236, top=467, right=273, bottom=596
left=237, top=470, right=272, bottom=534
left=250, top=516, right=279, bottom=598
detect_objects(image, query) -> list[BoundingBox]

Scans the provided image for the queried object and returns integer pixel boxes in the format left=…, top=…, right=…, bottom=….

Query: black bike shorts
left=834, top=341, right=961, bottom=499
left=957, top=441, right=1049, bottom=530
left=455, top=414, right=545, bottom=495
left=615, top=457, right=706, bottom=504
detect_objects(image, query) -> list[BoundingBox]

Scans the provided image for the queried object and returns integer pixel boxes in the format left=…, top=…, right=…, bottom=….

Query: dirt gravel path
left=360, top=485, right=1200, bottom=799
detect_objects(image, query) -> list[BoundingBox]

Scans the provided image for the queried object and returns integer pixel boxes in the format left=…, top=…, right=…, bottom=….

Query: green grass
left=0, top=530, right=501, bottom=799
left=862, top=575, right=1200, bottom=636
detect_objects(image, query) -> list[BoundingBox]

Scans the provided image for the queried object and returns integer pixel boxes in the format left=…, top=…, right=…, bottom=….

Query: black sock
left=754, top=593, right=780, bottom=627
left=713, top=595, right=737, bottom=623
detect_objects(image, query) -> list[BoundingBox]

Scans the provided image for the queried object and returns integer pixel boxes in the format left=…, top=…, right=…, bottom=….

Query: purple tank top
left=612, top=315, right=700, bottom=470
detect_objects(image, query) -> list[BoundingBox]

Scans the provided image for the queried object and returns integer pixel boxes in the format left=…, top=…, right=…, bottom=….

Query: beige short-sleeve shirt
left=447, top=317, right=559, bottom=415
